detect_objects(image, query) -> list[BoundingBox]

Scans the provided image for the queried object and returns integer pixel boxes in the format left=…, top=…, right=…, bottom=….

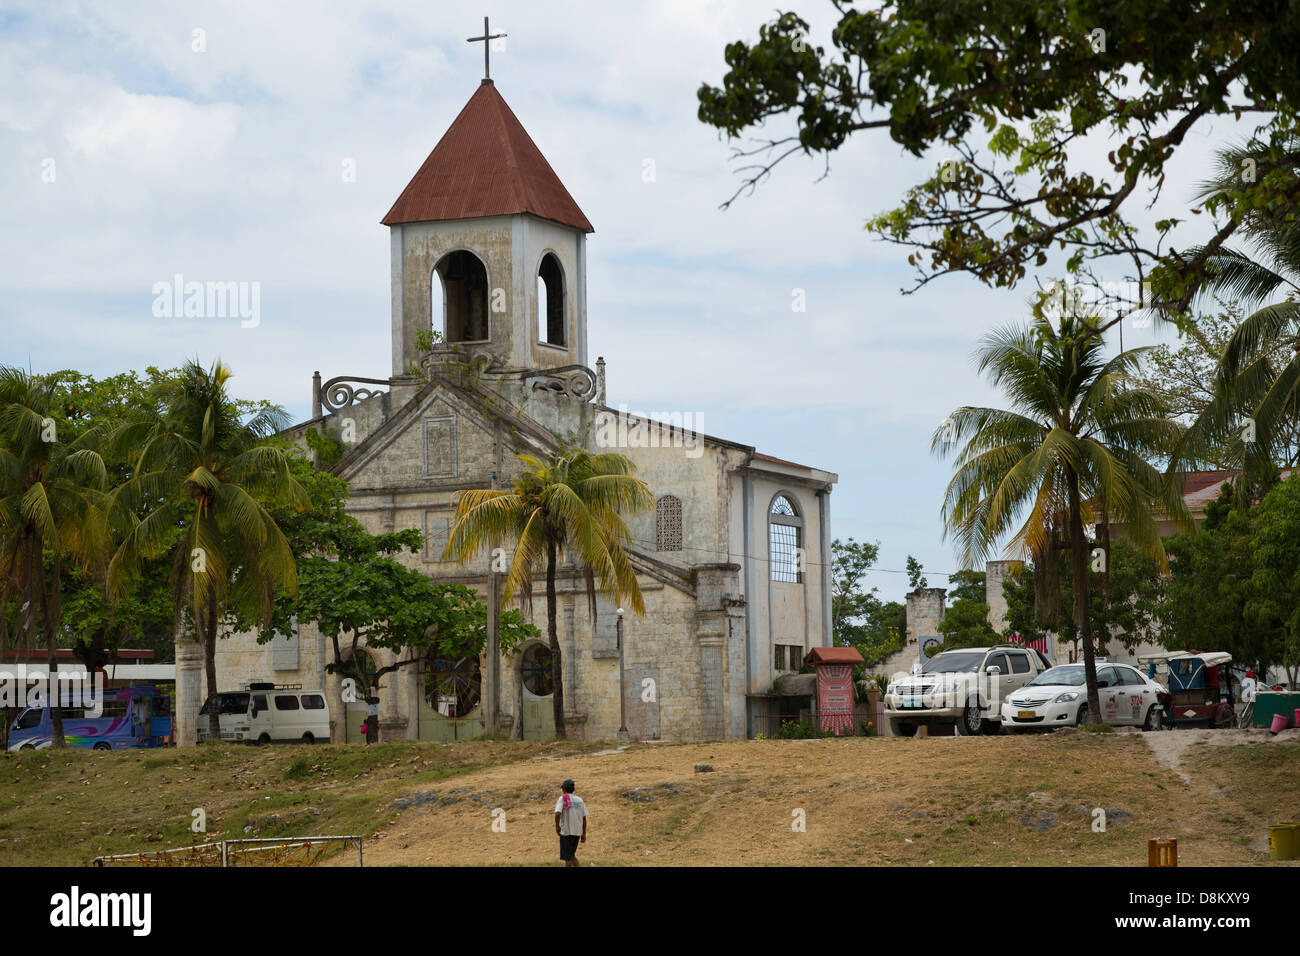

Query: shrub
left=780, top=717, right=831, bottom=739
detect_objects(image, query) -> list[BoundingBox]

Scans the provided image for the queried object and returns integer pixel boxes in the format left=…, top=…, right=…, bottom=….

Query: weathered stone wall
left=905, top=587, right=947, bottom=648
left=393, top=216, right=515, bottom=376
left=985, top=560, right=1021, bottom=636
left=516, top=215, right=586, bottom=370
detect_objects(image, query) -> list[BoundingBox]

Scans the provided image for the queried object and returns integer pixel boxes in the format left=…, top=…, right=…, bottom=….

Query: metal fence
left=93, top=835, right=363, bottom=867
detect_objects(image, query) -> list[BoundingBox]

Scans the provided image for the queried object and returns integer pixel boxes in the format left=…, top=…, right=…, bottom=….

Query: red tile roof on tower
left=382, top=81, right=594, bottom=233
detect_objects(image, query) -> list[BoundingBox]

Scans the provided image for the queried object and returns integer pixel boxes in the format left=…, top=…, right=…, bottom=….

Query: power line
left=622, top=533, right=966, bottom=579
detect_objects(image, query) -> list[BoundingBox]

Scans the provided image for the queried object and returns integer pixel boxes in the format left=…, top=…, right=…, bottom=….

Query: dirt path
left=1139, top=727, right=1297, bottom=783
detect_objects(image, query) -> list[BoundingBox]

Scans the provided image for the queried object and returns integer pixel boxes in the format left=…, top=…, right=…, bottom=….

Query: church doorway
left=341, top=649, right=378, bottom=743
left=417, top=650, right=485, bottom=741
left=519, top=642, right=556, bottom=740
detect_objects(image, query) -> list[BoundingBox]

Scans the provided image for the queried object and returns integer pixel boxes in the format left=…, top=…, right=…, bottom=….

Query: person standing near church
left=554, top=778, right=587, bottom=867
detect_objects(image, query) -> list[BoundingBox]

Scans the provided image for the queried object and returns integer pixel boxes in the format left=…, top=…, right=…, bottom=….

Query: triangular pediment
left=333, top=378, right=557, bottom=488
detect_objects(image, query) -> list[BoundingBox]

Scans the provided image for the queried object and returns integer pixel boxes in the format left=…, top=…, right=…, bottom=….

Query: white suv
left=885, top=645, right=1050, bottom=737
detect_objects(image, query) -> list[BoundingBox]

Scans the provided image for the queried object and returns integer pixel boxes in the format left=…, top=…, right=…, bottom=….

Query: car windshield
left=921, top=652, right=985, bottom=674
left=1026, top=665, right=1087, bottom=687
left=198, top=693, right=250, bottom=716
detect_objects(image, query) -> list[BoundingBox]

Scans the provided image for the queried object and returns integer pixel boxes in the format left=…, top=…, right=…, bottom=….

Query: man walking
left=554, top=778, right=588, bottom=867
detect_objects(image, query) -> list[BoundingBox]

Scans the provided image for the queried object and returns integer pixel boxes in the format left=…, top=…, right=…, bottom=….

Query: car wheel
left=1075, top=704, right=1090, bottom=727
left=956, top=701, right=983, bottom=736
left=92, top=742, right=111, bottom=751
left=257, top=734, right=271, bottom=746
left=20, top=744, right=35, bottom=751
left=889, top=719, right=917, bottom=737
left=301, top=733, right=314, bottom=745
left=1142, top=706, right=1159, bottom=732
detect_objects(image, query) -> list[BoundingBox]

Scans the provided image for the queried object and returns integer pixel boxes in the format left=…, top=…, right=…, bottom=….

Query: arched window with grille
left=656, top=494, right=683, bottom=552
left=769, top=493, right=802, bottom=583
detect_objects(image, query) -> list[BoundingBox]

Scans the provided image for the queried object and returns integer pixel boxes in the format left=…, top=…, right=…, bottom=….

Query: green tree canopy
left=936, top=314, right=1186, bottom=720
left=246, top=450, right=538, bottom=700
left=830, top=537, right=903, bottom=665
left=698, top=3, right=1300, bottom=331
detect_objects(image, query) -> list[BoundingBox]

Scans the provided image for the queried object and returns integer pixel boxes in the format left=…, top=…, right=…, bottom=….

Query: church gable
left=339, top=387, right=500, bottom=492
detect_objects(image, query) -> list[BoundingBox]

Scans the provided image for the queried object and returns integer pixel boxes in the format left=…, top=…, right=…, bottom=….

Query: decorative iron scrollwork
left=320, top=376, right=389, bottom=413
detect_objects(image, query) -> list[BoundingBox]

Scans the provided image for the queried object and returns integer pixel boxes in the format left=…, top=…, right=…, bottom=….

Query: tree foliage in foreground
left=698, top=2, right=1300, bottom=330
left=246, top=451, right=538, bottom=703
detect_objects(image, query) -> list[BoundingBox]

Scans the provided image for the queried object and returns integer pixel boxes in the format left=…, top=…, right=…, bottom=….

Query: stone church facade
left=183, top=79, right=837, bottom=745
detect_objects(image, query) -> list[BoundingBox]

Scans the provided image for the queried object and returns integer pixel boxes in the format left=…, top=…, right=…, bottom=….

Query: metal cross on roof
left=467, top=16, right=507, bottom=82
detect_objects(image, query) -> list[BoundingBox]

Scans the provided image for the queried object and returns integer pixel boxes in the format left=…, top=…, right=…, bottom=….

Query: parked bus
left=6, top=684, right=173, bottom=751
left=196, top=683, right=331, bottom=744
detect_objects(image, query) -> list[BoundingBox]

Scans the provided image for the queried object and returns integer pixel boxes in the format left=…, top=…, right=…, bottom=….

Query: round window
left=424, top=653, right=481, bottom=717
left=521, top=644, right=554, bottom=697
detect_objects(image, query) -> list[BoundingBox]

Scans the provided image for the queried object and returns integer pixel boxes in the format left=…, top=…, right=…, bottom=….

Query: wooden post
left=1147, top=837, right=1178, bottom=867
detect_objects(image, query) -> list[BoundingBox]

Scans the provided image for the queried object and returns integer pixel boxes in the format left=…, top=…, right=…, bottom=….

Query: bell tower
left=382, top=80, right=594, bottom=378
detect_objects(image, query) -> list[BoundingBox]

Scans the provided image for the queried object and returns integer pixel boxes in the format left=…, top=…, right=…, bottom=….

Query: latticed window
left=656, top=495, right=683, bottom=551
left=769, top=494, right=802, bottom=583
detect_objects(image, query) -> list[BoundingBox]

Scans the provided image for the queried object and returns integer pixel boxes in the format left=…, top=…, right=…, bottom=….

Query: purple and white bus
left=7, top=684, right=173, bottom=750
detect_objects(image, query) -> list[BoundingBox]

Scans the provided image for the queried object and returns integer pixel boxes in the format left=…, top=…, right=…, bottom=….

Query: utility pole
left=616, top=608, right=629, bottom=742
left=485, top=455, right=502, bottom=737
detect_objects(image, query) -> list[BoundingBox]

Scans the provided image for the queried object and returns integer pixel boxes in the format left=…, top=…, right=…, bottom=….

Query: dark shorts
left=559, top=834, right=580, bottom=861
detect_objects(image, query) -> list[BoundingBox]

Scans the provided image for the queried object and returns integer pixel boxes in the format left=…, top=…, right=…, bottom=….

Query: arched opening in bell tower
left=537, top=251, right=566, bottom=347
left=432, top=250, right=490, bottom=343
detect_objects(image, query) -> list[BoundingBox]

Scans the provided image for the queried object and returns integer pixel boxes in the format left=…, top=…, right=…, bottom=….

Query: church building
left=190, top=74, right=838, bottom=745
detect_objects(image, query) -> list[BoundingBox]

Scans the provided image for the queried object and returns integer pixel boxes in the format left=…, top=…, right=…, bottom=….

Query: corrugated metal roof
left=382, top=81, right=593, bottom=233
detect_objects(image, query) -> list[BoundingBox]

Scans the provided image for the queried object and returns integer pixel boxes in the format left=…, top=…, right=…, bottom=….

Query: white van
left=197, top=683, right=331, bottom=744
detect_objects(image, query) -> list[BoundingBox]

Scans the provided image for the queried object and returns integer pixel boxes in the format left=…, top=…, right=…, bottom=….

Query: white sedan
left=1000, top=662, right=1165, bottom=731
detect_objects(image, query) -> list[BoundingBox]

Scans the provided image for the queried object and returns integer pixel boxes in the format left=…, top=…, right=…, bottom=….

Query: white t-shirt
left=554, top=794, right=588, bottom=836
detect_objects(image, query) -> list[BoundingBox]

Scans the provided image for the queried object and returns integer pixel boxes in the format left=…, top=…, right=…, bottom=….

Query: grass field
left=1, top=729, right=1296, bottom=866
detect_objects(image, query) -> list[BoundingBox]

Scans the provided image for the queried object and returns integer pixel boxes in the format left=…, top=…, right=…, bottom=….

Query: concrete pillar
left=377, top=647, right=407, bottom=742
left=694, top=563, right=742, bottom=740
left=985, top=560, right=1022, bottom=636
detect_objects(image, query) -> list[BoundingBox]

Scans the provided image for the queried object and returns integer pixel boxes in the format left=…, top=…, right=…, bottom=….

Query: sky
left=0, top=1, right=1245, bottom=601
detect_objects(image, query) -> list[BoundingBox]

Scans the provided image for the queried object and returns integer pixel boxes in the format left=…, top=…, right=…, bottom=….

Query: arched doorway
left=519, top=642, right=556, bottom=740
left=341, top=649, right=379, bottom=743
left=417, top=650, right=485, bottom=741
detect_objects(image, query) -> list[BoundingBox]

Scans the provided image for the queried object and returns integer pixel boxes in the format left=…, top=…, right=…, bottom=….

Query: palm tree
left=1175, top=138, right=1300, bottom=472
left=0, top=367, right=109, bottom=748
left=444, top=448, right=654, bottom=738
left=109, top=360, right=305, bottom=743
left=935, top=316, right=1188, bottom=723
